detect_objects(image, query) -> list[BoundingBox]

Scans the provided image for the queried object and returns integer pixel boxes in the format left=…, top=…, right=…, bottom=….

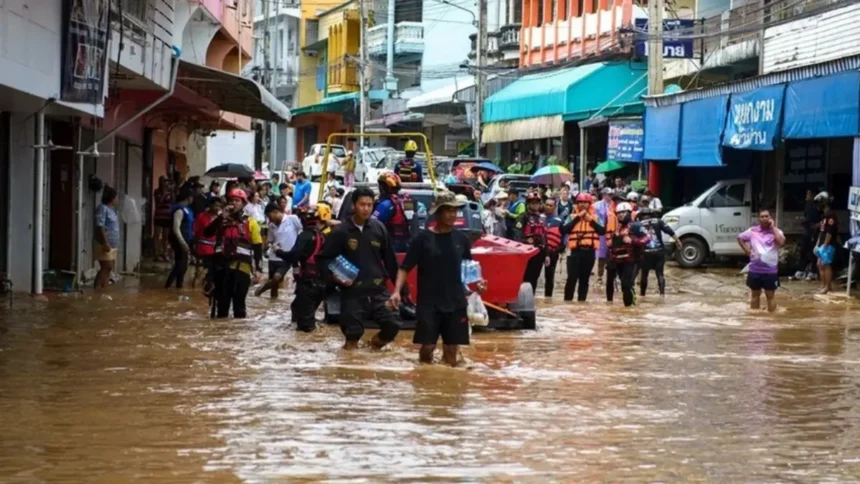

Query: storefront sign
left=61, top=0, right=110, bottom=104
left=607, top=121, right=645, bottom=163
left=634, top=19, right=695, bottom=59
left=722, top=85, right=785, bottom=150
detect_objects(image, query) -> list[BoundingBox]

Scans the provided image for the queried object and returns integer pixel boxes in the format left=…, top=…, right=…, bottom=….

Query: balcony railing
left=499, top=23, right=521, bottom=49
left=701, top=0, right=764, bottom=57
left=367, top=22, right=425, bottom=57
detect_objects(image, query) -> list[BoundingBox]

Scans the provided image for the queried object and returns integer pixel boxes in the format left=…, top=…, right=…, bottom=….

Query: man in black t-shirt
left=390, top=192, right=485, bottom=366
left=814, top=191, right=838, bottom=294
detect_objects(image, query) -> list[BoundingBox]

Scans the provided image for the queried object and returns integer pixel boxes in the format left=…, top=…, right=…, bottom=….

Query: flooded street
left=2, top=269, right=860, bottom=482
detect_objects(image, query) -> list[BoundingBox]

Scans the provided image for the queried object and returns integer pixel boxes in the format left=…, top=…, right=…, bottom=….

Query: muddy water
left=2, top=271, right=860, bottom=482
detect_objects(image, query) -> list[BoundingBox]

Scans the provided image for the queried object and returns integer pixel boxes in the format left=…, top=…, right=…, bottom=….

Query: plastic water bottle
left=461, top=260, right=482, bottom=285
left=329, top=255, right=358, bottom=284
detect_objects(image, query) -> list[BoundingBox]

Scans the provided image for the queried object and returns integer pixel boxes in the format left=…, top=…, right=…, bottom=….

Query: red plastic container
left=396, top=235, right=538, bottom=305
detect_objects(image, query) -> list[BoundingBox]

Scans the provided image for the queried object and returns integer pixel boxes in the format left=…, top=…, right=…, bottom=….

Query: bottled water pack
left=461, top=260, right=482, bottom=285
left=329, top=255, right=359, bottom=284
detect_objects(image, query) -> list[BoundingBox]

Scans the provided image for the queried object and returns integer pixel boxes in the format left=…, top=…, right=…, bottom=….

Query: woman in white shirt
left=244, top=191, right=267, bottom=228
left=644, top=189, right=663, bottom=212
left=256, top=203, right=303, bottom=299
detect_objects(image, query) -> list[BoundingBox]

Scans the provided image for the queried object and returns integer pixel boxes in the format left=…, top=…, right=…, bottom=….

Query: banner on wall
left=722, top=85, right=785, bottom=151
left=607, top=120, right=645, bottom=163
left=61, top=0, right=110, bottom=104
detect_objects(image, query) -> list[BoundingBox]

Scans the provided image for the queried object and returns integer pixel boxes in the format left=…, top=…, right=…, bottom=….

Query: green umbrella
left=593, top=160, right=626, bottom=174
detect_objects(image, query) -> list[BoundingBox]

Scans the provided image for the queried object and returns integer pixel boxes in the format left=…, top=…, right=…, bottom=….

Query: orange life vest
left=568, top=209, right=600, bottom=250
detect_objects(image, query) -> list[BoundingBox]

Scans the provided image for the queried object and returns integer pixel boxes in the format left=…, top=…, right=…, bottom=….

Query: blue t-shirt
left=373, top=199, right=396, bottom=223
left=292, top=180, right=311, bottom=207
left=95, top=204, right=120, bottom=247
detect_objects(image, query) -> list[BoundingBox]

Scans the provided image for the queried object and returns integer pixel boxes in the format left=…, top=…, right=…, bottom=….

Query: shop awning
left=177, top=60, right=291, bottom=122
left=290, top=92, right=361, bottom=117
left=679, top=96, right=729, bottom=168
left=644, top=104, right=681, bottom=160
left=783, top=70, right=860, bottom=139
left=481, top=62, right=647, bottom=142
left=482, top=116, right=564, bottom=143
left=722, top=84, right=785, bottom=151
left=407, top=77, right=474, bottom=112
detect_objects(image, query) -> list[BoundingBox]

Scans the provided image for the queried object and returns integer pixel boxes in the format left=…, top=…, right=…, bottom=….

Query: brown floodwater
left=1, top=269, right=860, bottom=482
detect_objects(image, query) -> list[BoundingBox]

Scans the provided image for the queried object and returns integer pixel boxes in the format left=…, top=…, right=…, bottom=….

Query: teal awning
left=482, top=62, right=648, bottom=124
left=291, top=92, right=360, bottom=117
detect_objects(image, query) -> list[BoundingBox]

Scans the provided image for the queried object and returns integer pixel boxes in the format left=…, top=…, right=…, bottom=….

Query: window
left=537, top=0, right=544, bottom=25
left=783, top=139, right=826, bottom=212
left=707, top=184, right=746, bottom=207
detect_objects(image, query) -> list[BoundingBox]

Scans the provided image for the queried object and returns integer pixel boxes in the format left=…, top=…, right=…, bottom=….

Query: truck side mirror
left=704, top=197, right=713, bottom=209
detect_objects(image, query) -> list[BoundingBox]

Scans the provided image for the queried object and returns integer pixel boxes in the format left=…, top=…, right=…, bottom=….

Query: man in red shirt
left=192, top=197, right=223, bottom=292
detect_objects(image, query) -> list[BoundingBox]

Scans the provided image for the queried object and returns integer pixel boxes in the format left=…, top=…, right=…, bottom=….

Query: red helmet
left=378, top=171, right=402, bottom=189
left=575, top=192, right=594, bottom=203
left=227, top=188, right=247, bottom=201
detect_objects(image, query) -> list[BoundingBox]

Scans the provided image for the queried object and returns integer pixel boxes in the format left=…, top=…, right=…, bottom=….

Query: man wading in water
left=389, top=192, right=486, bottom=366
left=738, top=209, right=785, bottom=312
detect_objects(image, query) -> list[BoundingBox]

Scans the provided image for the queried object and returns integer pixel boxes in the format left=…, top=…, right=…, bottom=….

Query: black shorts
left=269, top=261, right=290, bottom=279
left=413, top=307, right=470, bottom=346
left=747, top=273, right=779, bottom=291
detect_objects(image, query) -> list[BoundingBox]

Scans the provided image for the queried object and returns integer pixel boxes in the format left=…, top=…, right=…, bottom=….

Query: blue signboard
left=607, top=120, right=645, bottom=163
left=722, top=85, right=785, bottom=150
left=634, top=19, right=695, bottom=59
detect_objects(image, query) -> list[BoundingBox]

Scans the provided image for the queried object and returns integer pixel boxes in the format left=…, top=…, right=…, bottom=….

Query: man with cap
left=593, top=188, right=616, bottom=284
left=390, top=191, right=485, bottom=366
left=482, top=191, right=508, bottom=237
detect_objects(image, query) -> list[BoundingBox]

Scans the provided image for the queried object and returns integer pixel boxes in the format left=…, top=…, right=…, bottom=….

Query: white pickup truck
left=662, top=178, right=849, bottom=268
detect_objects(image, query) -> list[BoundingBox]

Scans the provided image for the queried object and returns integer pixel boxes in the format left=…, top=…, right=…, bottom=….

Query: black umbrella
left=205, top=163, right=255, bottom=179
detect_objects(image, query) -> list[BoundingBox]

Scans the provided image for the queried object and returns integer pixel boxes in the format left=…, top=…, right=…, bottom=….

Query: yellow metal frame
left=319, top=132, right=437, bottom=202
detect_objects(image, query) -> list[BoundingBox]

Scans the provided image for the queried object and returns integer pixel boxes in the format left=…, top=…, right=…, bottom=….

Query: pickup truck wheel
left=677, top=237, right=707, bottom=268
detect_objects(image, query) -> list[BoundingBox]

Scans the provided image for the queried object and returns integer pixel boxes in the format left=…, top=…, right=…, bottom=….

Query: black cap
left=184, top=176, right=204, bottom=189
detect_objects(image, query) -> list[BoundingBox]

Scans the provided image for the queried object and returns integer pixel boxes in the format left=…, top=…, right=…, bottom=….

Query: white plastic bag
left=467, top=292, right=489, bottom=327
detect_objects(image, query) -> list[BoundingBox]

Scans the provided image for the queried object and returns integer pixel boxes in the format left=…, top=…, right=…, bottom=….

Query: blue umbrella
left=470, top=161, right=504, bottom=173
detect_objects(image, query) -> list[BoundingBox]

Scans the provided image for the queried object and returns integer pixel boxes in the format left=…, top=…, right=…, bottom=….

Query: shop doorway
left=49, top=122, right=76, bottom=271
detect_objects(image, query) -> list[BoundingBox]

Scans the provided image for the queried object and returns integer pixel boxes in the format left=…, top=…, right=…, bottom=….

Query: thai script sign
left=607, top=120, right=645, bottom=163
left=722, top=85, right=785, bottom=151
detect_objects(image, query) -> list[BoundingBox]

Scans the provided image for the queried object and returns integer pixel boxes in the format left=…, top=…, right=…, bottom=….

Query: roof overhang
left=176, top=60, right=291, bottom=122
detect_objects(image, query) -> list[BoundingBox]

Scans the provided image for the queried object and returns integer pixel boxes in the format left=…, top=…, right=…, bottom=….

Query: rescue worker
left=273, top=206, right=328, bottom=333
left=637, top=196, right=681, bottom=296
left=542, top=198, right=565, bottom=298
left=627, top=191, right=641, bottom=219
left=192, top=197, right=223, bottom=292
left=505, top=190, right=525, bottom=238
left=319, top=186, right=401, bottom=350
left=165, top=187, right=195, bottom=289
left=561, top=192, right=606, bottom=302
left=203, top=189, right=264, bottom=319
left=606, top=202, right=648, bottom=307
left=394, top=140, right=424, bottom=183
left=373, top=172, right=412, bottom=253
left=513, top=192, right=548, bottom=293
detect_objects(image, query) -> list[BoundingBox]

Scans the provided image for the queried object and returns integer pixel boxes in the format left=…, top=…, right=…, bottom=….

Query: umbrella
left=205, top=163, right=255, bottom=179
left=593, top=160, right=626, bottom=174
left=470, top=161, right=504, bottom=173
left=253, top=170, right=269, bottom=180
left=530, top=165, right=572, bottom=187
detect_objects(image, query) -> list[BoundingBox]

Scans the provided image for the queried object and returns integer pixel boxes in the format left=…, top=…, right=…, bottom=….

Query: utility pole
left=271, top=0, right=281, bottom=170
left=262, top=0, right=272, bottom=171
left=475, top=0, right=486, bottom=157
left=359, top=0, right=369, bottom=146
left=646, top=0, right=664, bottom=188
left=385, top=0, right=396, bottom=91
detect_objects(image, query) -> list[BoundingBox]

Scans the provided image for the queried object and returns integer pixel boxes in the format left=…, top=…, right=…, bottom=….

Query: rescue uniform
left=276, top=227, right=326, bottom=332
left=543, top=214, right=564, bottom=298
left=561, top=209, right=606, bottom=301
left=373, top=194, right=413, bottom=253
left=193, top=211, right=219, bottom=293
left=204, top=214, right=263, bottom=318
left=637, top=210, right=676, bottom=296
left=514, top=212, right=547, bottom=293
left=319, top=217, right=401, bottom=343
left=165, top=203, right=194, bottom=289
left=607, top=221, right=648, bottom=307
left=394, top=157, right=424, bottom=183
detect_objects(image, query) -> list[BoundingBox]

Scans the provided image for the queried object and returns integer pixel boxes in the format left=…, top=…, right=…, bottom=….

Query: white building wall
left=762, top=3, right=860, bottom=74
left=7, top=113, right=36, bottom=291
left=0, top=2, right=64, bottom=103
left=206, top=131, right=256, bottom=170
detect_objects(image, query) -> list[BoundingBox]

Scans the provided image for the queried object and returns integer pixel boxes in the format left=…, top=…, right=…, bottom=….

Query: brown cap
left=429, top=191, right=466, bottom=215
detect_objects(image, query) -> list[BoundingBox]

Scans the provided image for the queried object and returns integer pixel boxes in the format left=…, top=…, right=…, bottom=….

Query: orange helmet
left=227, top=188, right=247, bottom=201
left=378, top=172, right=402, bottom=190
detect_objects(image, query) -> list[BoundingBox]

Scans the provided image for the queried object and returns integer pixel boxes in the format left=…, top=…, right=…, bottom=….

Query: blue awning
left=679, top=96, right=728, bottom=167
left=482, top=62, right=647, bottom=124
left=783, top=71, right=860, bottom=139
left=644, top=104, right=681, bottom=160
left=722, top=85, right=784, bottom=151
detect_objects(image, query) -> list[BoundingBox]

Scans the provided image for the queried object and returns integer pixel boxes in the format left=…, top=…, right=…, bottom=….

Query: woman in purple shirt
left=737, top=209, right=786, bottom=313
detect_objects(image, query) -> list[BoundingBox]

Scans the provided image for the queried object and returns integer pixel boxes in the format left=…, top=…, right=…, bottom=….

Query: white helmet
left=814, top=191, right=831, bottom=202
left=615, top=202, right=633, bottom=213
left=627, top=191, right=640, bottom=202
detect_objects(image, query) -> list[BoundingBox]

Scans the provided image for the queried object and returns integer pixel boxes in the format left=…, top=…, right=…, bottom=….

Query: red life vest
left=297, top=231, right=325, bottom=279
left=195, top=212, right=218, bottom=257
left=546, top=226, right=562, bottom=251
left=521, top=214, right=547, bottom=248
left=221, top=218, right=254, bottom=264
left=386, top=195, right=410, bottom=240
left=609, top=224, right=636, bottom=262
